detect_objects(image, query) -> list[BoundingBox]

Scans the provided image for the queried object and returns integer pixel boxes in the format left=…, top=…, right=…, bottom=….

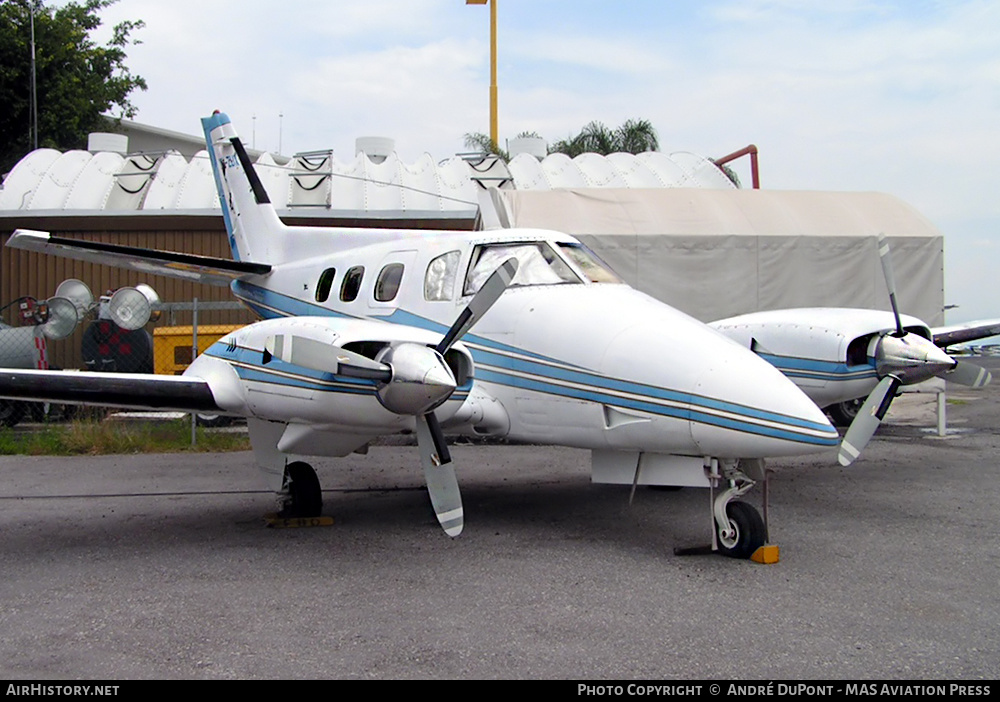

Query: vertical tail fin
left=202, top=112, right=286, bottom=264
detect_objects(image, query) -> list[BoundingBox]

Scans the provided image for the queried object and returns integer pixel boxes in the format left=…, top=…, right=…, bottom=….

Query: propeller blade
left=838, top=375, right=901, bottom=466
left=415, top=413, right=463, bottom=537
left=877, top=232, right=904, bottom=335
left=942, top=360, right=992, bottom=388
left=436, top=257, right=518, bottom=354
left=264, top=334, right=392, bottom=381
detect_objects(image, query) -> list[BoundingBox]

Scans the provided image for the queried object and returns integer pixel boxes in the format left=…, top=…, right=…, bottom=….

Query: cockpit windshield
left=557, top=243, right=621, bottom=284
left=463, top=242, right=581, bottom=295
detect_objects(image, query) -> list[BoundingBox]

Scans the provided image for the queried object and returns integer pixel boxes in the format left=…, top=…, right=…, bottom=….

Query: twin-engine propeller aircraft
left=0, top=111, right=841, bottom=558
left=710, top=233, right=993, bottom=466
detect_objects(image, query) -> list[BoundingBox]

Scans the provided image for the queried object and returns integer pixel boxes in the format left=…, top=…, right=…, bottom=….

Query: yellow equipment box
left=153, top=324, right=242, bottom=375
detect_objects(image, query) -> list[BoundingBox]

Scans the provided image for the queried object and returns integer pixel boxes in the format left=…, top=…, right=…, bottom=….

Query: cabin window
left=374, top=263, right=405, bottom=302
left=315, top=267, right=337, bottom=302
left=340, top=266, right=365, bottom=302
left=558, top=243, right=621, bottom=283
left=464, top=242, right=581, bottom=296
left=424, top=250, right=460, bottom=301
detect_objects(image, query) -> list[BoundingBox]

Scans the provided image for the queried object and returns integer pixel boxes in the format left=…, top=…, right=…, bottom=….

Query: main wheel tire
left=717, top=501, right=766, bottom=559
left=28, top=402, right=46, bottom=423
left=196, top=413, right=234, bottom=428
left=26, top=401, right=75, bottom=423
left=827, top=398, right=864, bottom=427
left=0, top=400, right=25, bottom=428
left=281, top=462, right=322, bottom=518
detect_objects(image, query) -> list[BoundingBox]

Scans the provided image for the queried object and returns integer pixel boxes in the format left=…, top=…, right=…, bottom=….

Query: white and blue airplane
left=0, top=111, right=841, bottom=559
left=710, top=233, right=994, bottom=466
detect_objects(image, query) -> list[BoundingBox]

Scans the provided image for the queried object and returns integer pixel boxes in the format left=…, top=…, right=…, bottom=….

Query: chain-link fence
left=1, top=297, right=252, bottom=427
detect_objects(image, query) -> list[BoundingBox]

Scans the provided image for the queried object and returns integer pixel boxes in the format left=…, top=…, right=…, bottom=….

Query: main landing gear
left=826, top=398, right=864, bottom=427
left=278, top=461, right=323, bottom=518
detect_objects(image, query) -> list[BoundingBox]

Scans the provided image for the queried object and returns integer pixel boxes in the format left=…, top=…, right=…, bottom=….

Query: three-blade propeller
left=838, top=234, right=991, bottom=466
left=264, top=257, right=518, bottom=536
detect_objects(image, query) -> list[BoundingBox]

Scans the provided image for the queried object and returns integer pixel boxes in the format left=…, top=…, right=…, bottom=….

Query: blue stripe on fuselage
left=227, top=282, right=835, bottom=445
left=474, top=368, right=834, bottom=446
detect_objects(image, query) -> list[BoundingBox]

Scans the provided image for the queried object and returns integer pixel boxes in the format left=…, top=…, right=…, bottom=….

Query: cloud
left=76, top=0, right=999, bottom=324
left=285, top=38, right=487, bottom=159
left=508, top=34, right=676, bottom=76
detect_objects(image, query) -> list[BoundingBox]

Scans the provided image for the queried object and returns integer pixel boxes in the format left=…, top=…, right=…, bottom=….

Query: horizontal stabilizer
left=0, top=369, right=220, bottom=413
left=7, top=229, right=270, bottom=286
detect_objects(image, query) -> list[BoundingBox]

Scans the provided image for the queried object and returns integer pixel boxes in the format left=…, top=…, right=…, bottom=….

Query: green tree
left=710, top=159, right=742, bottom=188
left=550, top=119, right=659, bottom=157
left=0, top=0, right=147, bottom=174
left=465, top=120, right=658, bottom=161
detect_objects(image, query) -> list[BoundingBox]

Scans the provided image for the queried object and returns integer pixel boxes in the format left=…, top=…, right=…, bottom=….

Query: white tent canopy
left=497, top=188, right=944, bottom=324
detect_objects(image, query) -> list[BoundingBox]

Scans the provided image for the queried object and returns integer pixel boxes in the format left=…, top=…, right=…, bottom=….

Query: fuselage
left=195, top=226, right=838, bottom=459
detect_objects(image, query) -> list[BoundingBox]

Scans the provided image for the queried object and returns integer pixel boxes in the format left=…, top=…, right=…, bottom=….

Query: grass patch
left=0, top=419, right=251, bottom=456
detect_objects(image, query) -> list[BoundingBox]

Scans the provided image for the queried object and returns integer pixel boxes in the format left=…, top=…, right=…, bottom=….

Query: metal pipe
left=714, top=144, right=760, bottom=189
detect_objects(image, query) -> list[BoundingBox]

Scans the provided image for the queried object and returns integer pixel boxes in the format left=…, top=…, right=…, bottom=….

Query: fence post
left=191, top=297, right=198, bottom=447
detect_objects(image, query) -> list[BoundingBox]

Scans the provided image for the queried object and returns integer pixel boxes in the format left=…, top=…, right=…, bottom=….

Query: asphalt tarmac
left=1, top=358, right=998, bottom=680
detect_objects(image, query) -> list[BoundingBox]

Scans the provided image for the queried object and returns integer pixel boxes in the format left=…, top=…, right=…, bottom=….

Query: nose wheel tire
left=279, top=461, right=322, bottom=518
left=716, top=501, right=766, bottom=559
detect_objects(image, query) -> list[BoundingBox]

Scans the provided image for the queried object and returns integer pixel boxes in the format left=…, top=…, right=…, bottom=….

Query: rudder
left=202, top=112, right=286, bottom=264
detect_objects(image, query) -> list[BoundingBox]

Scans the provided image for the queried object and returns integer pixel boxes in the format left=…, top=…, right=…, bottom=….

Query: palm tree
left=463, top=132, right=509, bottom=161
left=550, top=119, right=659, bottom=157
left=463, top=130, right=547, bottom=162
left=613, top=119, right=659, bottom=154
left=464, top=120, right=659, bottom=160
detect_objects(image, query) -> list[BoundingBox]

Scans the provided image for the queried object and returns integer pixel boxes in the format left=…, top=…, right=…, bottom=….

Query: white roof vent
left=87, top=132, right=129, bottom=154
left=356, top=136, right=395, bottom=164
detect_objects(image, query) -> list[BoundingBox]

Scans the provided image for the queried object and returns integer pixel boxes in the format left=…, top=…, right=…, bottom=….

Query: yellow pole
left=467, top=0, right=499, bottom=148
left=489, top=0, right=498, bottom=148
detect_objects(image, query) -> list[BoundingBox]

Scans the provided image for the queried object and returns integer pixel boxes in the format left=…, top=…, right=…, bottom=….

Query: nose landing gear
left=674, top=458, right=773, bottom=561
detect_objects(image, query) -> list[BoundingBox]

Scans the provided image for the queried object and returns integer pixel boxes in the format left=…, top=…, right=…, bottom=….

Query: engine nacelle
left=185, top=316, right=475, bottom=432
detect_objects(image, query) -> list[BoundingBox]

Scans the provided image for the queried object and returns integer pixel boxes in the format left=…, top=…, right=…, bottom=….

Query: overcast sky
left=90, top=0, right=999, bottom=325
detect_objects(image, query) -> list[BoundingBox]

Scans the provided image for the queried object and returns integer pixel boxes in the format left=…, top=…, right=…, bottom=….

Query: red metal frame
left=713, top=144, right=760, bottom=189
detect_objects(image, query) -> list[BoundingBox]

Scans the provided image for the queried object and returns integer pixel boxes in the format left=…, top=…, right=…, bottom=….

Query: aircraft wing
left=6, top=229, right=270, bottom=286
left=0, top=369, right=220, bottom=413
left=933, top=319, right=1000, bottom=348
